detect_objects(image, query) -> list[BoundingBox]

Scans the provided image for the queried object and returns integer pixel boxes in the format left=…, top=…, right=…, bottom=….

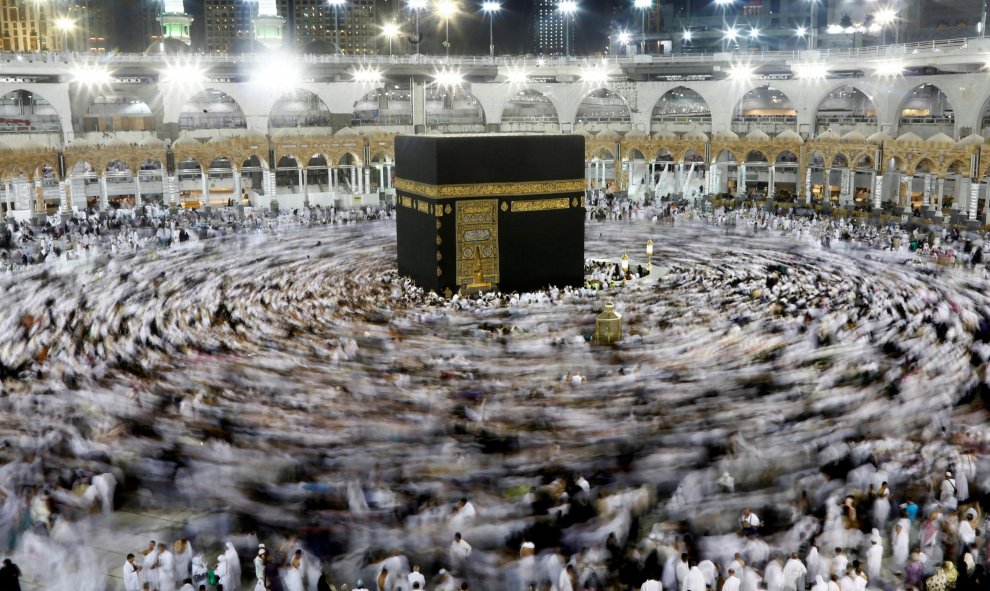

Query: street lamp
left=481, top=1, right=500, bottom=57
left=381, top=21, right=400, bottom=55
left=435, top=0, right=457, bottom=58
left=328, top=0, right=346, bottom=54
left=634, top=0, right=651, bottom=56
left=714, top=0, right=732, bottom=51
left=408, top=0, right=427, bottom=54
left=645, top=239, right=653, bottom=271
left=54, top=17, right=74, bottom=53
left=558, top=1, right=578, bottom=57
left=618, top=30, right=631, bottom=54
left=874, top=8, right=896, bottom=45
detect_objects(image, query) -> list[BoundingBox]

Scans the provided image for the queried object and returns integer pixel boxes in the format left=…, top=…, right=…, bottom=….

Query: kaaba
left=395, top=134, right=586, bottom=294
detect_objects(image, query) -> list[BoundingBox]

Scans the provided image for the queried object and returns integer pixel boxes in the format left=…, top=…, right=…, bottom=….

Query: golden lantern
left=594, top=299, right=623, bottom=343
left=646, top=239, right=653, bottom=272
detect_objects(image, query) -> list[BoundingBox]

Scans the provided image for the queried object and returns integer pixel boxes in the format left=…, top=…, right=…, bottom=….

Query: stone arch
left=898, top=84, right=954, bottom=133
left=179, top=89, right=247, bottom=130
left=651, top=86, right=711, bottom=132
left=714, top=149, right=737, bottom=163
left=275, top=155, right=301, bottom=189
left=426, top=85, right=486, bottom=127
left=83, top=91, right=154, bottom=133
left=353, top=85, right=413, bottom=126
left=883, top=155, right=905, bottom=173
left=683, top=149, right=704, bottom=163
left=831, top=154, right=849, bottom=168
left=814, top=84, right=878, bottom=134
left=0, top=88, right=62, bottom=134
left=625, top=148, right=647, bottom=161
left=500, top=88, right=559, bottom=124
left=370, top=151, right=393, bottom=163
left=774, top=150, right=799, bottom=165
left=590, top=146, right=615, bottom=160
left=655, top=149, right=675, bottom=162
left=854, top=154, right=874, bottom=169
left=575, top=88, right=632, bottom=127
left=745, top=150, right=769, bottom=163
left=269, top=89, right=332, bottom=130
left=731, top=85, right=797, bottom=134
left=914, top=158, right=935, bottom=174
left=943, top=159, right=968, bottom=178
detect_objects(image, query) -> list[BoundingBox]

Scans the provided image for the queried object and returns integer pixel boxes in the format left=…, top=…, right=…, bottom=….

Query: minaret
left=253, top=0, right=285, bottom=50
left=158, top=0, right=193, bottom=46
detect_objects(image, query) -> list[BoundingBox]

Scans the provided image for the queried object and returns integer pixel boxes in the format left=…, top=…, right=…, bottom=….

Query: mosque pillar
left=297, top=168, right=304, bottom=195
left=379, top=166, right=385, bottom=191
left=768, top=166, right=775, bottom=199
left=3, top=181, right=10, bottom=213
left=134, top=175, right=143, bottom=208
left=200, top=171, right=209, bottom=209
left=739, top=164, right=747, bottom=196
left=99, top=176, right=109, bottom=210
left=923, top=173, right=933, bottom=206
left=232, top=172, right=241, bottom=205
left=966, top=179, right=986, bottom=221
left=165, top=175, right=178, bottom=208
left=903, top=176, right=913, bottom=209
left=936, top=177, right=945, bottom=212
left=804, top=167, right=812, bottom=205
left=58, top=181, right=69, bottom=214
left=676, top=163, right=683, bottom=193
left=872, top=172, right=882, bottom=210
left=364, top=167, right=371, bottom=195
left=303, top=169, right=310, bottom=207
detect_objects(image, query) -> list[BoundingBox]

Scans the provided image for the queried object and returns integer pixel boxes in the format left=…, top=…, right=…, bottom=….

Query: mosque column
left=58, top=181, right=69, bottom=214
left=966, top=179, right=986, bottom=221
left=871, top=171, right=881, bottom=210
left=3, top=181, right=10, bottom=213
left=922, top=173, right=932, bottom=207
left=676, top=163, right=683, bottom=193
left=99, top=176, right=109, bottom=210
left=350, top=166, right=357, bottom=192
left=134, top=175, right=143, bottom=208
left=902, top=176, right=913, bottom=209
left=200, top=171, right=209, bottom=209
left=297, top=168, right=304, bottom=195
left=936, top=177, right=945, bottom=212
left=768, top=166, right=775, bottom=199
left=232, top=172, right=241, bottom=205
left=302, top=169, right=310, bottom=207
left=379, top=166, right=385, bottom=192
left=822, top=168, right=831, bottom=205
left=739, top=164, right=747, bottom=196
left=804, top=167, right=811, bottom=205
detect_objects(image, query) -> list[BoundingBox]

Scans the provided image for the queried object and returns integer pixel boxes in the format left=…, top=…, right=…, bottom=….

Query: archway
left=742, top=151, right=769, bottom=200
left=0, top=90, right=61, bottom=135
left=852, top=154, right=876, bottom=211
left=899, top=84, right=954, bottom=139
left=0, top=165, right=31, bottom=214
left=179, top=89, right=246, bottom=130
left=624, top=148, right=649, bottom=199
left=576, top=89, right=631, bottom=131
left=68, top=160, right=100, bottom=211
left=731, top=86, right=796, bottom=135
left=587, top=146, right=616, bottom=195
left=104, top=159, right=136, bottom=208
left=353, top=85, right=413, bottom=126
left=275, top=156, right=301, bottom=193
left=207, top=157, right=236, bottom=207
left=501, top=89, right=559, bottom=128
left=426, top=85, right=485, bottom=130
left=652, top=87, right=711, bottom=133
left=270, top=89, right=332, bottom=130
left=84, top=92, right=154, bottom=133
left=370, top=152, right=394, bottom=191
left=815, top=86, right=877, bottom=136
left=773, top=150, right=799, bottom=202
left=335, top=153, right=362, bottom=192
left=711, top=150, right=739, bottom=196
left=137, top=159, right=166, bottom=206
left=241, top=155, right=267, bottom=200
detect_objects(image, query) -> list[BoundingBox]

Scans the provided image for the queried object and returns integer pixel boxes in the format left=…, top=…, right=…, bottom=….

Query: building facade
left=533, top=0, right=574, bottom=56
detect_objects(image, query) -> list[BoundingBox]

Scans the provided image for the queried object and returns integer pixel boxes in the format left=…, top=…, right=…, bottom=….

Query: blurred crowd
left=0, top=204, right=987, bottom=591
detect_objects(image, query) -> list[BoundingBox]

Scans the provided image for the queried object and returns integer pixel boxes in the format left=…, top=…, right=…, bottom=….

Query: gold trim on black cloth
left=395, top=178, right=586, bottom=199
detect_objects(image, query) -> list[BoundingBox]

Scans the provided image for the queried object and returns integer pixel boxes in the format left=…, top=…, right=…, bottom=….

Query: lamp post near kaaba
left=394, top=134, right=586, bottom=295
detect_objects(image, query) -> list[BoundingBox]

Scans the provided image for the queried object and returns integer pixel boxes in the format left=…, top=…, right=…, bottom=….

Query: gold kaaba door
left=455, top=199, right=500, bottom=287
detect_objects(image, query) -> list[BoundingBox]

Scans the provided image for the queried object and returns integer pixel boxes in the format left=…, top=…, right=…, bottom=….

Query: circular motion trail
left=1, top=220, right=987, bottom=588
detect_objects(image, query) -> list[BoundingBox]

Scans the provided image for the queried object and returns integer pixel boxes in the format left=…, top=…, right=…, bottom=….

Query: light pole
left=618, top=30, right=631, bottom=55
left=329, top=0, right=345, bottom=54
left=807, top=0, right=818, bottom=49
left=714, top=0, right=732, bottom=51
left=634, top=0, right=650, bottom=55
left=408, top=0, right=427, bottom=54
left=875, top=9, right=895, bottom=45
left=54, top=17, right=74, bottom=53
left=382, top=21, right=400, bottom=55
left=436, top=0, right=457, bottom=58
left=558, top=1, right=578, bottom=57
left=482, top=1, right=501, bottom=57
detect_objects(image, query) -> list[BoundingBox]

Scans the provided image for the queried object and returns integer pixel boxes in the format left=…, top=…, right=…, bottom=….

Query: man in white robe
left=682, top=564, right=706, bottom=591
left=449, top=532, right=472, bottom=567
left=722, top=569, right=741, bottom=591
left=958, top=513, right=977, bottom=548
left=123, top=554, right=141, bottom=591
left=940, top=472, right=958, bottom=511
left=891, top=522, right=909, bottom=570
left=142, top=541, right=159, bottom=589
left=254, top=546, right=267, bottom=591
left=675, top=554, right=689, bottom=588
left=642, top=579, right=662, bottom=591
left=866, top=531, right=883, bottom=582
left=157, top=542, right=176, bottom=591
left=764, top=558, right=785, bottom=591
left=408, top=565, right=426, bottom=590
left=831, top=549, right=848, bottom=578
left=783, top=553, right=807, bottom=591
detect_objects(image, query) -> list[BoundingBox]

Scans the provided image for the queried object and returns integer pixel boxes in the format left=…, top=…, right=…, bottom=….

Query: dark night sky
left=118, top=0, right=625, bottom=55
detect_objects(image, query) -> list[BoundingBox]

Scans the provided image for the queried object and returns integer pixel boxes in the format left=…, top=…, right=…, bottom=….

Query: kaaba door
left=455, top=199, right=500, bottom=287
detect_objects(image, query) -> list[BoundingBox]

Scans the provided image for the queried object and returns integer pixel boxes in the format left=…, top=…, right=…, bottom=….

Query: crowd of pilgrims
left=0, top=199, right=990, bottom=591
